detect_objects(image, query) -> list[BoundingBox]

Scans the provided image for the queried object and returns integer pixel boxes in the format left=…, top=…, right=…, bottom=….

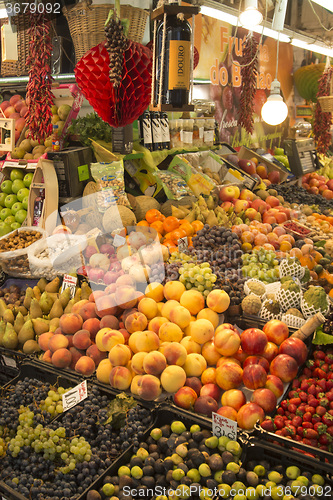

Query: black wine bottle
left=139, top=111, right=153, bottom=151
left=155, top=3, right=191, bottom=108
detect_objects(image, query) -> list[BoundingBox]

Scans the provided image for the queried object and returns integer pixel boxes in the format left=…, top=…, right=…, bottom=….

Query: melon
left=20, top=139, right=32, bottom=152
left=24, top=153, right=34, bottom=160
left=128, top=194, right=160, bottom=221
left=58, top=105, right=71, bottom=121
left=102, top=205, right=136, bottom=233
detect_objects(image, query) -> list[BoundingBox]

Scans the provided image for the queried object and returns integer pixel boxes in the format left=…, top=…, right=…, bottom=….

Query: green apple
left=23, top=172, right=33, bottom=188
left=0, top=222, right=12, bottom=237
left=1, top=180, right=13, bottom=194
left=4, top=194, right=18, bottom=209
left=10, top=168, right=24, bottom=182
left=0, top=208, right=12, bottom=221
left=22, top=196, right=28, bottom=211
left=0, top=193, right=7, bottom=207
left=11, top=202, right=23, bottom=215
left=12, top=179, right=25, bottom=194
left=17, top=188, right=30, bottom=202
left=4, top=215, right=15, bottom=225
left=11, top=222, right=21, bottom=230
left=15, top=209, right=27, bottom=224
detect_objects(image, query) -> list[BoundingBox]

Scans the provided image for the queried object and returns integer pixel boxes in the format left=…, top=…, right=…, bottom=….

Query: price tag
left=113, top=234, right=126, bottom=247
left=178, top=236, right=188, bottom=253
left=62, top=380, right=88, bottom=412
left=61, top=274, right=78, bottom=299
left=3, top=356, right=16, bottom=368
left=212, top=412, right=237, bottom=441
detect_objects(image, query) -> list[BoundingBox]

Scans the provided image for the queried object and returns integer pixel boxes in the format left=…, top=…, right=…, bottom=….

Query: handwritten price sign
left=61, top=274, right=77, bottom=299
left=62, top=380, right=88, bottom=412
left=212, top=412, right=237, bottom=441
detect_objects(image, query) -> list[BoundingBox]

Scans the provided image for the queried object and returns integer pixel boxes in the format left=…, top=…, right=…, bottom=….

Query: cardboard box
left=47, top=147, right=93, bottom=198
left=51, top=84, right=84, bottom=149
left=238, top=146, right=289, bottom=183
left=0, top=161, right=36, bottom=187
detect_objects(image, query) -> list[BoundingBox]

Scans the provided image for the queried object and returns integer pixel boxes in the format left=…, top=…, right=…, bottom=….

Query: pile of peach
left=306, top=213, right=333, bottom=237
left=231, top=220, right=296, bottom=256
left=137, top=209, right=204, bottom=254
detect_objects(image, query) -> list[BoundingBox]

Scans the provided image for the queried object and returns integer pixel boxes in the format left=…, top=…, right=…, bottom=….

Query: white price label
left=178, top=236, right=188, bottom=253
left=61, top=274, right=78, bottom=299
left=3, top=356, right=16, bottom=368
left=113, top=234, right=126, bottom=247
left=212, top=412, right=237, bottom=441
left=62, top=380, right=88, bottom=412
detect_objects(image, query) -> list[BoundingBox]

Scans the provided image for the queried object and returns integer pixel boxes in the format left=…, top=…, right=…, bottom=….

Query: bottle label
left=168, top=40, right=191, bottom=91
left=204, top=130, right=214, bottom=143
left=183, top=131, right=193, bottom=144
left=152, top=118, right=163, bottom=145
left=142, top=118, right=153, bottom=146
left=160, top=117, right=171, bottom=143
left=52, top=139, right=60, bottom=151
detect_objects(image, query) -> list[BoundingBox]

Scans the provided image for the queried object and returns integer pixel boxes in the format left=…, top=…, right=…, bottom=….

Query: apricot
left=160, top=365, right=186, bottom=393
left=95, top=328, right=125, bottom=352
left=109, top=366, right=132, bottom=390
left=75, top=356, right=96, bottom=376
left=158, top=322, right=183, bottom=343
left=169, top=305, right=191, bottom=330
left=100, top=315, right=119, bottom=330
left=215, top=361, right=243, bottom=390
left=163, top=281, right=186, bottom=301
left=137, top=373, right=162, bottom=400
left=73, top=329, right=92, bottom=350
left=77, top=301, right=98, bottom=321
left=138, top=297, right=158, bottom=320
left=145, top=282, right=164, bottom=302
left=201, top=341, right=221, bottom=366
left=197, top=308, right=219, bottom=329
left=148, top=316, right=169, bottom=334
left=183, top=353, right=207, bottom=377
left=59, top=313, right=83, bottom=335
left=42, top=350, right=52, bottom=363
left=95, top=294, right=118, bottom=318
left=161, top=342, right=187, bottom=366
left=180, top=336, right=201, bottom=354
left=72, top=299, right=89, bottom=315
left=201, top=367, right=216, bottom=385
left=96, top=358, right=113, bottom=384
left=131, top=351, right=147, bottom=374
left=135, top=330, right=160, bottom=352
left=38, top=332, right=54, bottom=351
left=143, top=351, right=167, bottom=376
left=125, top=312, right=148, bottom=334
left=86, top=344, right=107, bottom=366
left=130, top=375, right=143, bottom=395
left=180, top=290, right=205, bottom=315
left=188, top=319, right=214, bottom=344
left=206, top=290, right=230, bottom=313
left=161, top=300, right=180, bottom=320
left=51, top=348, right=72, bottom=369
left=214, top=329, right=240, bottom=356
left=108, top=344, right=132, bottom=366
left=114, top=286, right=137, bottom=310
left=69, top=347, right=83, bottom=370
left=48, top=334, right=69, bottom=353
left=128, top=331, right=143, bottom=354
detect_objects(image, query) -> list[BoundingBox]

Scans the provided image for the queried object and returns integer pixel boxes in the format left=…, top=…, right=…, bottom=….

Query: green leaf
left=121, top=18, right=130, bottom=38
left=100, top=393, right=138, bottom=429
left=312, top=329, right=333, bottom=345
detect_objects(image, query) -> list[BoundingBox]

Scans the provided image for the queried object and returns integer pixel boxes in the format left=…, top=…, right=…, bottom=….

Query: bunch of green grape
left=241, top=249, right=280, bottom=283
left=179, top=262, right=217, bottom=296
left=40, top=387, right=67, bottom=416
left=169, top=251, right=194, bottom=263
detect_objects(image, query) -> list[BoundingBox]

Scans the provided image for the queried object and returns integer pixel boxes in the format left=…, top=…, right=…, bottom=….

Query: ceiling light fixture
left=239, top=0, right=263, bottom=28
left=0, top=8, right=7, bottom=19
left=291, top=38, right=333, bottom=57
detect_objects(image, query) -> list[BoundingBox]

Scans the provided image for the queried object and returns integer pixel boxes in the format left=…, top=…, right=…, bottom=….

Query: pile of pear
left=0, top=277, right=92, bottom=354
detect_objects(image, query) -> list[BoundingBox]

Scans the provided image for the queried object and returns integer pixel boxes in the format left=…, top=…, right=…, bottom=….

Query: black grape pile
left=274, top=184, right=333, bottom=212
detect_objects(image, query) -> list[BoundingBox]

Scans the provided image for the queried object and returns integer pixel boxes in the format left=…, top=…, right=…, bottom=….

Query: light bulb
left=239, top=0, right=263, bottom=27
left=261, top=79, right=288, bottom=126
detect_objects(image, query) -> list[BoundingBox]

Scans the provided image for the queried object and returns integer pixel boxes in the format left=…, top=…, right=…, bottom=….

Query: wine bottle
left=160, top=112, right=170, bottom=149
left=139, top=111, right=153, bottom=151
left=150, top=111, right=163, bottom=150
left=155, top=1, right=192, bottom=108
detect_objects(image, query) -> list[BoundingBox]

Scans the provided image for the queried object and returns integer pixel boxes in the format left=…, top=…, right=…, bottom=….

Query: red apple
left=9, top=112, right=20, bottom=120
left=237, top=402, right=265, bottom=430
left=243, top=355, right=270, bottom=373
left=263, top=320, right=289, bottom=346
left=194, top=395, right=218, bottom=417
left=319, top=185, right=328, bottom=194
left=251, top=388, right=277, bottom=414
left=221, top=388, right=246, bottom=411
left=265, top=374, right=284, bottom=398
left=275, top=212, right=288, bottom=224
left=219, top=185, right=240, bottom=202
left=9, top=94, right=22, bottom=106
left=243, top=364, right=267, bottom=390
left=221, top=201, right=233, bottom=211
left=234, top=199, right=250, bottom=213
left=261, top=342, right=279, bottom=363
left=200, top=383, right=221, bottom=402
left=4, top=106, right=15, bottom=118
left=185, top=377, right=202, bottom=396
left=233, top=346, right=248, bottom=364
left=20, top=105, right=28, bottom=118
left=216, top=406, right=238, bottom=421
left=14, top=100, right=25, bottom=113
left=174, top=386, right=197, bottom=410
left=251, top=199, right=268, bottom=214
left=0, top=101, right=9, bottom=112
left=15, top=117, right=25, bottom=132
left=238, top=158, right=256, bottom=175
left=309, top=186, right=319, bottom=195
left=268, top=171, right=280, bottom=184
left=240, top=189, right=256, bottom=202
left=269, top=354, right=298, bottom=383
left=322, top=189, right=333, bottom=200
left=241, top=328, right=268, bottom=355
left=278, top=337, right=307, bottom=365
left=309, top=178, right=320, bottom=187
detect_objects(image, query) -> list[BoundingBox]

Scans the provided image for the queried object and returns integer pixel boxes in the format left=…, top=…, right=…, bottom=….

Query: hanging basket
left=318, top=78, right=333, bottom=112
left=0, top=16, right=30, bottom=77
left=63, top=1, right=149, bottom=62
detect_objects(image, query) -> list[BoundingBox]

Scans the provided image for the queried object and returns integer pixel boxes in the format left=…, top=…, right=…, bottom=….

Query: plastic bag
left=153, top=170, right=193, bottom=200
left=90, top=160, right=131, bottom=213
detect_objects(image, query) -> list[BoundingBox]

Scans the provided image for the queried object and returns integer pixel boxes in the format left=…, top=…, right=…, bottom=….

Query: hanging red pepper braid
left=238, top=32, right=259, bottom=135
left=25, top=12, right=53, bottom=141
left=313, top=66, right=333, bottom=155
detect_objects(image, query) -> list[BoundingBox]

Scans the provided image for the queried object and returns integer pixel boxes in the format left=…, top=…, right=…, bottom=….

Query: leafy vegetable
left=100, top=393, right=137, bottom=429
left=313, top=328, right=333, bottom=345
left=68, top=113, right=113, bottom=147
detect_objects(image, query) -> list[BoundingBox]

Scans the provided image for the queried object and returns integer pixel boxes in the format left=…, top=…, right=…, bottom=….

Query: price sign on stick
left=178, top=236, right=188, bottom=253
left=62, top=380, right=88, bottom=412
left=61, top=274, right=78, bottom=299
left=212, top=412, right=237, bottom=441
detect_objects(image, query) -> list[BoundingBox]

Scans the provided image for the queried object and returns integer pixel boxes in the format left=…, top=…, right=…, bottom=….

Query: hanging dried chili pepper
left=313, top=66, right=333, bottom=155
left=238, top=33, right=259, bottom=135
left=25, top=12, right=53, bottom=141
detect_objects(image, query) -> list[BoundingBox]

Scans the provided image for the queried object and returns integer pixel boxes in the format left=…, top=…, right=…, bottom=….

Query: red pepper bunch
left=238, top=32, right=259, bottom=134
left=313, top=66, right=333, bottom=155
left=25, top=13, right=53, bottom=141
left=261, top=346, right=333, bottom=454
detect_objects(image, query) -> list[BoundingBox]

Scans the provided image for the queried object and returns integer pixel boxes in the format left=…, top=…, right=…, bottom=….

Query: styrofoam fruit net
left=244, top=279, right=266, bottom=298
left=259, top=300, right=282, bottom=322
left=281, top=313, right=306, bottom=329
left=279, top=258, right=305, bottom=280
left=265, top=281, right=281, bottom=297
left=301, top=295, right=330, bottom=320
left=276, top=279, right=302, bottom=312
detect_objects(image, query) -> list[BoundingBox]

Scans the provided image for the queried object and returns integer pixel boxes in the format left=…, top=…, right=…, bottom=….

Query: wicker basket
left=63, top=1, right=149, bottom=62
left=0, top=16, right=30, bottom=77
left=318, top=78, right=333, bottom=112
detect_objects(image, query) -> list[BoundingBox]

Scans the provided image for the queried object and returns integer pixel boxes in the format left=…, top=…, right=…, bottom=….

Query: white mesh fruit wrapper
left=259, top=300, right=281, bottom=321
left=281, top=313, right=306, bottom=329
left=276, top=288, right=302, bottom=312
left=265, top=282, right=281, bottom=297
left=279, top=259, right=305, bottom=280
left=244, top=279, right=266, bottom=298
left=301, top=296, right=330, bottom=319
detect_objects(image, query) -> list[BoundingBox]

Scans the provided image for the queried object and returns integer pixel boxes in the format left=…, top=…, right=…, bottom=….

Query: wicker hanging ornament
left=75, top=39, right=152, bottom=127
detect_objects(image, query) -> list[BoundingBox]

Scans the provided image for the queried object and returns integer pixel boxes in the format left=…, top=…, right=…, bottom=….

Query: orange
left=250, top=156, right=258, bottom=166
left=163, top=241, right=177, bottom=253
left=329, top=288, right=333, bottom=299
left=241, top=242, right=252, bottom=252
left=180, top=222, right=194, bottom=237
left=150, top=220, right=165, bottom=235
left=187, top=236, right=193, bottom=247
left=146, top=209, right=164, bottom=224
left=170, top=227, right=187, bottom=243
left=192, top=220, right=204, bottom=233
left=137, top=220, right=149, bottom=227
left=163, top=216, right=180, bottom=233
left=279, top=241, right=292, bottom=252
left=289, top=248, right=302, bottom=259
left=163, top=232, right=174, bottom=241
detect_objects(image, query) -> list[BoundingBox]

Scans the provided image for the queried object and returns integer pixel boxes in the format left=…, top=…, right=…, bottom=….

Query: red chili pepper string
left=313, top=66, right=333, bottom=155
left=238, top=33, right=259, bottom=135
left=25, top=12, right=53, bottom=141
